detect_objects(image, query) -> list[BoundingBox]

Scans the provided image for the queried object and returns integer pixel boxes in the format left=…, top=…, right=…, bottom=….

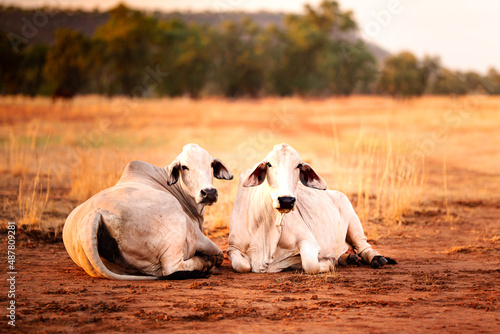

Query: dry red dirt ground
left=2, top=200, right=499, bottom=333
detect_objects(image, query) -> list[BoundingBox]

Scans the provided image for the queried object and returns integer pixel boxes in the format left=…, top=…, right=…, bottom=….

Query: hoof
left=338, top=253, right=361, bottom=266
left=213, top=253, right=224, bottom=268
left=371, top=256, right=397, bottom=268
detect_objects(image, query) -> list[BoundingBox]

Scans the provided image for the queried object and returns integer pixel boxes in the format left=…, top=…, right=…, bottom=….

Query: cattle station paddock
left=1, top=96, right=499, bottom=332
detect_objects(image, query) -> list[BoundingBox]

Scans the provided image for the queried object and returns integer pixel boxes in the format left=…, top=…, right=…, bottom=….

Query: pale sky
left=3, top=0, right=500, bottom=73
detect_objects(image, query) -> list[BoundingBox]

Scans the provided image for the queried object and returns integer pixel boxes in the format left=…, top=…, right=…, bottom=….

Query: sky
left=3, top=0, right=500, bottom=73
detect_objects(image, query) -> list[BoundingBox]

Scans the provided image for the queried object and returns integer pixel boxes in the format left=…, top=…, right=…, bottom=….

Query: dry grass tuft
left=69, top=150, right=124, bottom=203
left=288, top=268, right=339, bottom=283
left=18, top=174, right=50, bottom=226
left=17, top=136, right=50, bottom=226
left=4, top=128, right=40, bottom=176
left=445, top=245, right=485, bottom=254
left=7, top=133, right=30, bottom=176
left=484, top=235, right=500, bottom=244
left=330, top=128, right=425, bottom=224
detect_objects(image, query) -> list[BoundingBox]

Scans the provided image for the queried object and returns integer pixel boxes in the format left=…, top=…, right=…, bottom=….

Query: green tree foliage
left=463, top=71, right=483, bottom=93
left=264, top=1, right=376, bottom=96
left=272, top=1, right=368, bottom=96
left=0, top=31, right=24, bottom=94
left=44, top=29, right=91, bottom=95
left=213, top=19, right=265, bottom=97
left=0, top=32, right=48, bottom=96
left=322, top=40, right=377, bottom=95
left=155, top=19, right=212, bottom=98
left=482, top=68, right=500, bottom=95
left=378, top=52, right=431, bottom=97
left=93, top=4, right=158, bottom=96
left=21, top=44, right=48, bottom=96
left=431, top=69, right=468, bottom=95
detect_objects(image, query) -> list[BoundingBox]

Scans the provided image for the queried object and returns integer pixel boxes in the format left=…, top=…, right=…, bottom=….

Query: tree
left=321, top=40, right=377, bottom=95
left=481, top=68, right=500, bottom=95
left=377, top=52, right=430, bottom=97
left=93, top=4, right=158, bottom=96
left=463, top=71, right=482, bottom=93
left=175, top=24, right=212, bottom=98
left=270, top=0, right=365, bottom=96
left=21, top=44, right=48, bottom=96
left=430, top=68, right=467, bottom=95
left=0, top=31, right=24, bottom=94
left=213, top=19, right=265, bottom=98
left=43, top=29, right=91, bottom=97
left=155, top=19, right=212, bottom=98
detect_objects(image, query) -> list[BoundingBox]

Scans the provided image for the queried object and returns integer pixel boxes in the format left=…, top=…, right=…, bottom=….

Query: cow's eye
left=181, top=165, right=189, bottom=171
left=297, top=163, right=303, bottom=169
left=266, top=162, right=272, bottom=168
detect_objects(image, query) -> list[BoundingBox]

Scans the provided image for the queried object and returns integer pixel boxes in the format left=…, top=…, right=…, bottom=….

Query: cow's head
left=242, top=143, right=327, bottom=213
left=166, top=144, right=233, bottom=206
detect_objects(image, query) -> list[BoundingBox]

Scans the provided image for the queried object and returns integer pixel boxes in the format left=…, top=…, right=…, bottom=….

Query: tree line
left=1, top=1, right=499, bottom=98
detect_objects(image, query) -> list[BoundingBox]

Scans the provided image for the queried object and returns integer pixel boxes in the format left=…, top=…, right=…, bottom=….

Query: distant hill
left=0, top=6, right=390, bottom=65
left=0, top=6, right=109, bottom=45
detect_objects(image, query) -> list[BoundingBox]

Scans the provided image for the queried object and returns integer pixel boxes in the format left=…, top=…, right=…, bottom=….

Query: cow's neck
left=169, top=181, right=204, bottom=226
left=251, top=183, right=284, bottom=270
left=253, top=182, right=279, bottom=228
left=157, top=167, right=205, bottom=228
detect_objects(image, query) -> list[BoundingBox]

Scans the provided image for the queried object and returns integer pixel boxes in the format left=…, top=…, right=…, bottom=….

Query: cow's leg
left=157, top=220, right=213, bottom=276
left=337, top=246, right=361, bottom=266
left=227, top=249, right=251, bottom=273
left=159, top=250, right=212, bottom=276
left=342, top=196, right=396, bottom=268
left=298, top=240, right=334, bottom=274
left=338, top=253, right=361, bottom=266
left=194, top=227, right=224, bottom=267
left=175, top=256, right=212, bottom=273
left=345, top=216, right=384, bottom=266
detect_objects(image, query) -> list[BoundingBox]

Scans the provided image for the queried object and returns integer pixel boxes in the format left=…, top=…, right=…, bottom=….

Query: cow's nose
left=200, top=188, right=218, bottom=203
left=278, top=196, right=296, bottom=210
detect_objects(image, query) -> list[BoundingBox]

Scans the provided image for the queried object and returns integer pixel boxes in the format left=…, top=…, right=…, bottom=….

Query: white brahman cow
left=63, top=144, right=233, bottom=280
left=228, top=143, right=395, bottom=274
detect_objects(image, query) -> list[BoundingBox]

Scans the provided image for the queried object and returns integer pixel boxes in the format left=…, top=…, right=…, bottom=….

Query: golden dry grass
left=444, top=245, right=487, bottom=254
left=69, top=149, right=125, bottom=203
left=17, top=173, right=50, bottom=226
left=1, top=95, right=499, bottom=230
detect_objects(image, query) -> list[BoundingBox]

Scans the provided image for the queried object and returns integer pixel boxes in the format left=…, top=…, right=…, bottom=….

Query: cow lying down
left=63, top=144, right=233, bottom=280
left=228, top=144, right=396, bottom=274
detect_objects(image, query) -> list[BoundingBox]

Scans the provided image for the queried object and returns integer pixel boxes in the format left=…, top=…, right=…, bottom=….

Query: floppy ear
left=167, top=160, right=181, bottom=186
left=299, top=163, right=327, bottom=190
left=242, top=161, right=267, bottom=187
left=212, top=158, right=233, bottom=180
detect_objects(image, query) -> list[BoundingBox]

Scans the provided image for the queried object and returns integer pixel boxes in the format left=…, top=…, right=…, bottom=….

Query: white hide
left=63, top=144, right=233, bottom=280
left=227, top=144, right=381, bottom=274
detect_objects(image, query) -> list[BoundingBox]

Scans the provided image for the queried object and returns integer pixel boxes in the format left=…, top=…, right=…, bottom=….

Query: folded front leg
left=298, top=240, right=334, bottom=274
left=227, top=248, right=251, bottom=273
left=194, top=225, right=224, bottom=267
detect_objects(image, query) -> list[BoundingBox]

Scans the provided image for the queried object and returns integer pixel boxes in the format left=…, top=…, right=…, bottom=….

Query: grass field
left=1, top=95, right=499, bottom=232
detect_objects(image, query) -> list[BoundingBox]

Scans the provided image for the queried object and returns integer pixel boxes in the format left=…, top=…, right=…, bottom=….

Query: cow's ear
left=242, top=161, right=267, bottom=187
left=212, top=158, right=233, bottom=180
left=299, top=163, right=327, bottom=190
left=167, top=160, right=181, bottom=186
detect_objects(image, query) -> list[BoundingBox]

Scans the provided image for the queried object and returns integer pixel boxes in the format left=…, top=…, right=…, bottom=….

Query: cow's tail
left=80, top=210, right=159, bottom=281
